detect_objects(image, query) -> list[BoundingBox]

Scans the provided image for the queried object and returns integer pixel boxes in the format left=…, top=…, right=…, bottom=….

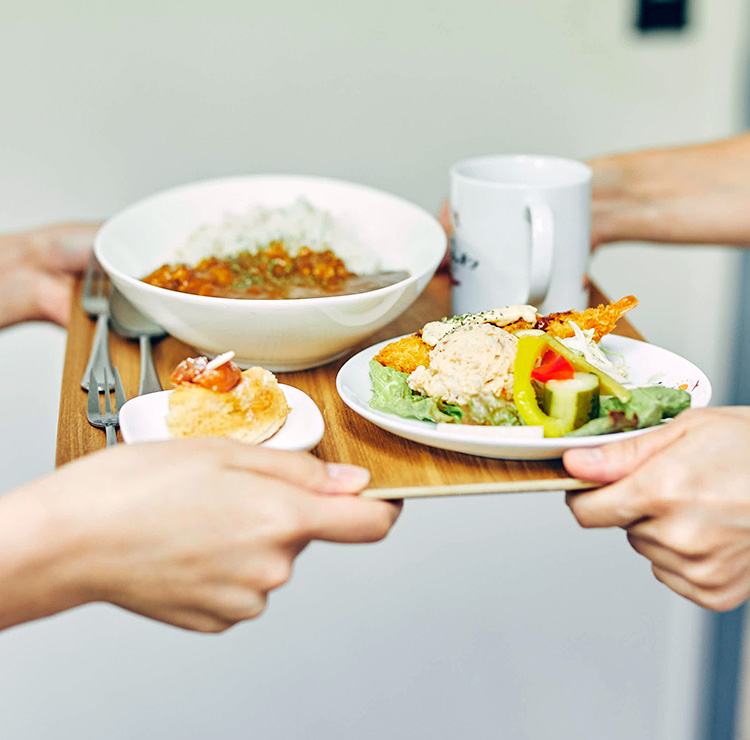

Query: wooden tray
left=56, top=275, right=642, bottom=497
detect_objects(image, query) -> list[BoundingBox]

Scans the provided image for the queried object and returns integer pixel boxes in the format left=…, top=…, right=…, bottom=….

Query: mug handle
left=526, top=201, right=554, bottom=306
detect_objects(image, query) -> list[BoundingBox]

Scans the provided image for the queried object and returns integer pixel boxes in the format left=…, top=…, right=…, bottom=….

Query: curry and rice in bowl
left=94, top=175, right=446, bottom=370
left=141, top=197, right=410, bottom=300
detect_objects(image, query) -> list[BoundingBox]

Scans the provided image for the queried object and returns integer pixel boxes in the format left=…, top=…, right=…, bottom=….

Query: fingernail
left=324, top=463, right=371, bottom=494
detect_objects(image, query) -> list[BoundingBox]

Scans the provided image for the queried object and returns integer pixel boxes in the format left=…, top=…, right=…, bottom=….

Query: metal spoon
left=109, top=288, right=166, bottom=395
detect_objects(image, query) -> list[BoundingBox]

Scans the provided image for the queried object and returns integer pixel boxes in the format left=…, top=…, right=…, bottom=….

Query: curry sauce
left=143, top=241, right=408, bottom=299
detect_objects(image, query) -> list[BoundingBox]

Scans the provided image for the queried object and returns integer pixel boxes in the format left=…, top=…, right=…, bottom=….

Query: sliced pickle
left=541, top=372, right=600, bottom=431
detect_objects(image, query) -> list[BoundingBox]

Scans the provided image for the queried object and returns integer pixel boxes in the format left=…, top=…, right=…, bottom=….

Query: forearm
left=0, top=480, right=90, bottom=630
left=591, top=133, right=750, bottom=247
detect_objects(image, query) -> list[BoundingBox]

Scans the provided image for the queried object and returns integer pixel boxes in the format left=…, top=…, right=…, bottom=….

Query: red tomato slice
left=531, top=350, right=576, bottom=382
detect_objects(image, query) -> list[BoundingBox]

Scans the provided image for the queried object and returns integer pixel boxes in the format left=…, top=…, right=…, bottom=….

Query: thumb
left=50, top=223, right=99, bottom=273
left=27, top=222, right=99, bottom=274
left=216, top=442, right=371, bottom=494
left=563, top=418, right=688, bottom=483
left=305, top=495, right=402, bottom=543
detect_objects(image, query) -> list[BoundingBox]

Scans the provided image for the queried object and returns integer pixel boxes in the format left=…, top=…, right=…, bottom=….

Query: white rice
left=174, top=197, right=380, bottom=274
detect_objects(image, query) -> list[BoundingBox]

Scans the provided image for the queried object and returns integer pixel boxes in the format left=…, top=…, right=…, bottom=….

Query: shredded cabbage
left=560, top=322, right=631, bottom=386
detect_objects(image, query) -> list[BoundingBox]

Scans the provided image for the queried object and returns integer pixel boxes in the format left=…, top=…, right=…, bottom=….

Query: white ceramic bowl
left=95, top=175, right=446, bottom=370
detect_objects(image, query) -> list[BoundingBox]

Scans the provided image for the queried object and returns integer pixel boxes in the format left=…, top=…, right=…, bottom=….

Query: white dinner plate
left=119, top=384, right=325, bottom=450
left=336, top=335, right=712, bottom=460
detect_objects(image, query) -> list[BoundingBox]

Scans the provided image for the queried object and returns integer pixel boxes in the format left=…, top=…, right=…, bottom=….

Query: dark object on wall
left=636, top=0, right=689, bottom=32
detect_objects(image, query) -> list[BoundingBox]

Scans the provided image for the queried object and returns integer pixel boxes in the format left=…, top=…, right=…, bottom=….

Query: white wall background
left=1, top=1, right=747, bottom=739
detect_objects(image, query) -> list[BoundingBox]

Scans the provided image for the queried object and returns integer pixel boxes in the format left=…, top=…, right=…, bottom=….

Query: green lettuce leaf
left=565, top=411, right=639, bottom=437
left=567, top=386, right=691, bottom=437
left=460, top=393, right=522, bottom=426
left=369, top=361, right=463, bottom=423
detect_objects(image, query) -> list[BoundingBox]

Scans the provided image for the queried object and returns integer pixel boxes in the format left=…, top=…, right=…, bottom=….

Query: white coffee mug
left=450, top=155, right=592, bottom=316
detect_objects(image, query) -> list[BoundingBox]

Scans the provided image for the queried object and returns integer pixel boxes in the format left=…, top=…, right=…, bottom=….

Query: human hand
left=589, top=133, right=750, bottom=248
left=0, top=222, right=99, bottom=329
left=0, top=440, right=400, bottom=632
left=437, top=199, right=452, bottom=271
left=563, top=407, right=750, bottom=611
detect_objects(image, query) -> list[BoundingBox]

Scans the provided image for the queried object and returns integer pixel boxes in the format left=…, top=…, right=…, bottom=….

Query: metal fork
left=87, top=367, right=126, bottom=446
left=81, top=255, right=115, bottom=391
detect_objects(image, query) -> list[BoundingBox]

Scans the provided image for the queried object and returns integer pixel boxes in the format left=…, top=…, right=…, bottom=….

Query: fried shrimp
left=502, top=296, right=638, bottom=342
left=373, top=334, right=431, bottom=374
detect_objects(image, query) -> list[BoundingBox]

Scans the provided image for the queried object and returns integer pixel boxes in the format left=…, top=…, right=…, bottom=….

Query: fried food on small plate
left=168, top=365, right=290, bottom=444
left=119, top=353, right=324, bottom=450
left=119, top=386, right=323, bottom=449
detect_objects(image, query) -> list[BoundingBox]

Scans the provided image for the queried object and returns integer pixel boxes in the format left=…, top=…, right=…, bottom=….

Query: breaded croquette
left=373, top=333, right=431, bottom=374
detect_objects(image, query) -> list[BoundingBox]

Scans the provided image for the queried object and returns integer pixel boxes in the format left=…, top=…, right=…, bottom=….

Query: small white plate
left=119, top=384, right=324, bottom=450
left=336, top=334, right=712, bottom=460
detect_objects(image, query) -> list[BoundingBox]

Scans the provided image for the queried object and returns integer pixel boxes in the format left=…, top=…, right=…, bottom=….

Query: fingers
left=34, top=273, right=74, bottom=326
left=221, top=442, right=400, bottom=543
left=437, top=200, right=452, bottom=271
left=626, top=515, right=716, bottom=558
left=146, top=440, right=399, bottom=542
left=438, top=199, right=453, bottom=239
left=34, top=222, right=99, bottom=274
left=650, top=565, right=747, bottom=612
left=565, top=440, right=702, bottom=527
left=627, top=527, right=726, bottom=589
left=650, top=565, right=706, bottom=608
left=305, top=495, right=402, bottom=544
left=627, top=531, right=696, bottom=575
left=563, top=414, right=710, bottom=527
left=624, top=515, right=734, bottom=609
left=628, top=527, right=750, bottom=612
left=217, top=441, right=371, bottom=494
left=564, top=479, right=649, bottom=529
left=564, top=428, right=687, bottom=528
left=53, top=223, right=100, bottom=272
left=215, top=441, right=401, bottom=541
left=562, top=405, right=750, bottom=610
left=563, top=419, right=688, bottom=484
left=0, top=269, right=73, bottom=329
left=0, top=222, right=97, bottom=328
left=114, top=597, right=265, bottom=633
